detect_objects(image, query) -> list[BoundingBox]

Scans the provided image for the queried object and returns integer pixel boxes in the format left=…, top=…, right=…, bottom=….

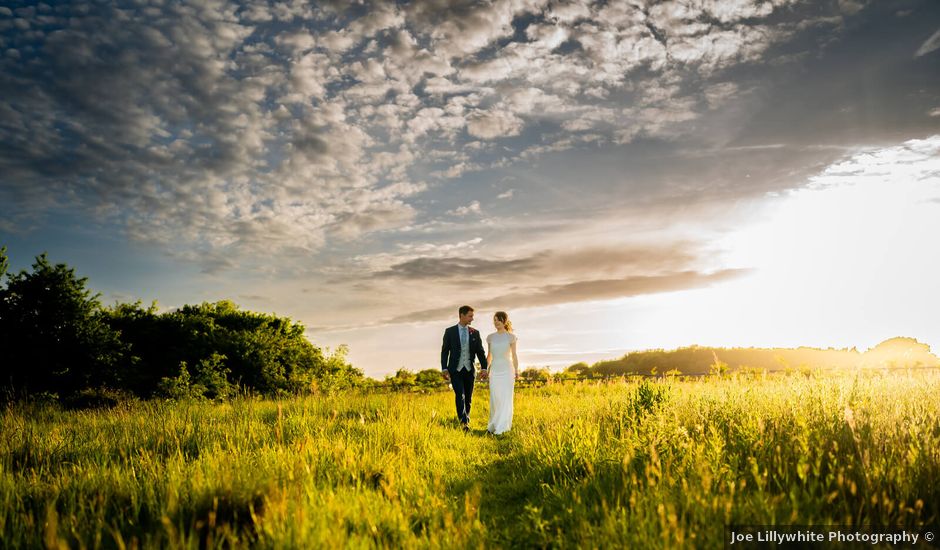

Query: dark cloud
left=384, top=268, right=750, bottom=324
left=374, top=256, right=538, bottom=280
left=369, top=243, right=699, bottom=282
left=732, top=1, right=940, bottom=147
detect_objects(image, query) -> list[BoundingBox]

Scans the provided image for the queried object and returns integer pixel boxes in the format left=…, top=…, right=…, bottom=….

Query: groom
left=441, top=305, right=488, bottom=430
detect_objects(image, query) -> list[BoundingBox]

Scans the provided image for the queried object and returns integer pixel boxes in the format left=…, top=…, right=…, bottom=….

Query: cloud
left=915, top=28, right=940, bottom=57
left=366, top=242, right=703, bottom=284
left=0, top=0, right=915, bottom=276
left=373, top=255, right=537, bottom=280
left=382, top=269, right=749, bottom=324
left=466, top=108, right=525, bottom=139
left=397, top=238, right=483, bottom=255
left=837, top=0, right=866, bottom=16
left=404, top=0, right=548, bottom=58
left=806, top=135, right=940, bottom=191
left=448, top=201, right=482, bottom=216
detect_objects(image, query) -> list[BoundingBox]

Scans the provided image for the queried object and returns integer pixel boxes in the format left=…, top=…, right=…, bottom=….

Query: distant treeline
left=378, top=337, right=940, bottom=392
left=571, top=338, right=940, bottom=377
left=0, top=248, right=364, bottom=405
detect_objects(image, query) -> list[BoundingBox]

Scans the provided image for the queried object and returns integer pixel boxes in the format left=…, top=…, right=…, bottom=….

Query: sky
left=1, top=0, right=939, bottom=377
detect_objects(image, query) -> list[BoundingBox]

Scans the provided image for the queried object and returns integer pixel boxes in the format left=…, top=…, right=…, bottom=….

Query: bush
left=386, top=368, right=417, bottom=391
left=630, top=379, right=669, bottom=416
left=107, top=301, right=364, bottom=397
left=521, top=367, right=551, bottom=384
left=415, top=369, right=446, bottom=389
left=0, top=252, right=126, bottom=398
left=158, top=353, right=233, bottom=400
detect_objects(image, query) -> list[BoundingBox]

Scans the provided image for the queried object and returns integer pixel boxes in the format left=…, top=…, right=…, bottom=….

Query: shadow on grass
left=442, top=431, right=553, bottom=546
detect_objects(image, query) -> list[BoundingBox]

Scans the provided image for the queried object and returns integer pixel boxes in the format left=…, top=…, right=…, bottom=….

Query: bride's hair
left=494, top=311, right=512, bottom=332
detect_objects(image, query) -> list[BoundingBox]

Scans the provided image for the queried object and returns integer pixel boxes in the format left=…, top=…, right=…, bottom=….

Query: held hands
left=478, top=369, right=489, bottom=381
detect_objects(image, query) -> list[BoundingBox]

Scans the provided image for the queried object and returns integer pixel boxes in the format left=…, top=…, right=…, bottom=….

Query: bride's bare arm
left=485, top=336, right=492, bottom=376
left=511, top=340, right=519, bottom=376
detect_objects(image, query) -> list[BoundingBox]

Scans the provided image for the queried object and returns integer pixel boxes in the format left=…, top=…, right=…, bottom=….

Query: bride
left=484, top=311, right=519, bottom=435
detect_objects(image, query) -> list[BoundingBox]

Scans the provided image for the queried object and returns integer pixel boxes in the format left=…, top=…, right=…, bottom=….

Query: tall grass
left=2, top=370, right=938, bottom=548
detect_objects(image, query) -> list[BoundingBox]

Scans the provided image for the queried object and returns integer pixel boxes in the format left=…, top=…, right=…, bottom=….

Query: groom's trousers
left=448, top=367, right=475, bottom=425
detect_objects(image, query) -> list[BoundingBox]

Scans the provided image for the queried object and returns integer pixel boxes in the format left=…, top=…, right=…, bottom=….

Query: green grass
left=2, top=370, right=939, bottom=548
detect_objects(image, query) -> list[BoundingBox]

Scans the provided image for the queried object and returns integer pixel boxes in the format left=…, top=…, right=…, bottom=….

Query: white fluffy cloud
left=467, top=108, right=525, bottom=139
left=448, top=201, right=483, bottom=217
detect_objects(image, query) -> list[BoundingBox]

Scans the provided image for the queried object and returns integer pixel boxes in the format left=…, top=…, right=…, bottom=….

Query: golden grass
left=2, top=370, right=939, bottom=548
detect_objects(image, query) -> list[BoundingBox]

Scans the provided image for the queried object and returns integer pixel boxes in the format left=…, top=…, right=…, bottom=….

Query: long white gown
left=487, top=331, right=517, bottom=434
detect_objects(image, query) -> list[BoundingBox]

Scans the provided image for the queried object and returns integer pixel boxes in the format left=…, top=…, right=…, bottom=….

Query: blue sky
left=2, top=0, right=939, bottom=376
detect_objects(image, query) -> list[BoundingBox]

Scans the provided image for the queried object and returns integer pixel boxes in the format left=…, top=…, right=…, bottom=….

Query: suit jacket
left=441, top=324, right=488, bottom=372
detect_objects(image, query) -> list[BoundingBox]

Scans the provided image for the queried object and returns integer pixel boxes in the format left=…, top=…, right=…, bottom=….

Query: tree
left=521, top=367, right=550, bottom=385
left=0, top=250, right=368, bottom=401
left=158, top=353, right=232, bottom=400
left=386, top=368, right=417, bottom=391
left=565, top=362, right=591, bottom=378
left=106, top=300, right=363, bottom=397
left=415, top=368, right=445, bottom=389
left=0, top=254, right=125, bottom=397
left=103, top=300, right=162, bottom=395
left=312, top=345, right=364, bottom=394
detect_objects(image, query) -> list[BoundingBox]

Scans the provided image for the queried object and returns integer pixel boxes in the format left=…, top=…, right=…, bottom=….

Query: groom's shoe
left=462, top=421, right=470, bottom=432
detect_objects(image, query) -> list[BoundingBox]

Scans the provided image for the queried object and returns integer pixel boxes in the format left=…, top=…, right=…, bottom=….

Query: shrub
left=0, top=253, right=126, bottom=399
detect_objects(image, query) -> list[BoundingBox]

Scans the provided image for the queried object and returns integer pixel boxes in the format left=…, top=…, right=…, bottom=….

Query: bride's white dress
left=487, top=331, right=517, bottom=434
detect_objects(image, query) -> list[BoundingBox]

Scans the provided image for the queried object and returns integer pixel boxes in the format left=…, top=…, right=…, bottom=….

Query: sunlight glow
left=641, top=136, right=940, bottom=354
left=510, top=136, right=940, bottom=369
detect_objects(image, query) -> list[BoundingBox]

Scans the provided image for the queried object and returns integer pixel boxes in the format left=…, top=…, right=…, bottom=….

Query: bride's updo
left=495, top=311, right=513, bottom=332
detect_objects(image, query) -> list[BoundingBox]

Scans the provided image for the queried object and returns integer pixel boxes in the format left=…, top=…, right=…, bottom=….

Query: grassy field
left=2, top=370, right=939, bottom=549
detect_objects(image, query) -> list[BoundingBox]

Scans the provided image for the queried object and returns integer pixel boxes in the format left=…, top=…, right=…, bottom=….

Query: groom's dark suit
left=441, top=324, right=488, bottom=426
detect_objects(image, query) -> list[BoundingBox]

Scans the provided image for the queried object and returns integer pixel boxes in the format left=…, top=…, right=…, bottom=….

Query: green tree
left=103, top=300, right=162, bottom=395
left=386, top=368, right=417, bottom=391
left=0, top=254, right=125, bottom=397
left=158, top=353, right=232, bottom=400
left=415, top=368, right=445, bottom=389
left=106, top=300, right=363, bottom=397
left=565, top=362, right=591, bottom=378
left=312, top=345, right=364, bottom=394
left=521, top=367, right=550, bottom=385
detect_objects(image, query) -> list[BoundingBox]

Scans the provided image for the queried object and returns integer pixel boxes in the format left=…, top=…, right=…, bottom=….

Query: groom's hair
left=458, top=305, right=474, bottom=316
